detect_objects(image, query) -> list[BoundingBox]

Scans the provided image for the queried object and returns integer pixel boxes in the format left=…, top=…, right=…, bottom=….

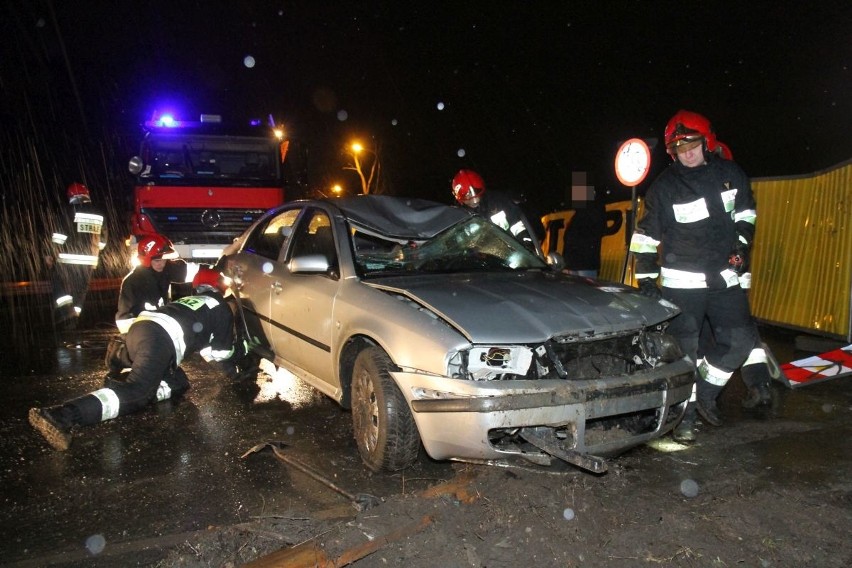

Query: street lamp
left=332, top=184, right=343, bottom=196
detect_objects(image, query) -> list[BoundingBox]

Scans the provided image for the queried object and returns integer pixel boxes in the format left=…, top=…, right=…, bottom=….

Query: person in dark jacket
left=629, top=110, right=759, bottom=443
left=115, top=234, right=187, bottom=334
left=451, top=169, right=541, bottom=256
left=562, top=172, right=606, bottom=278
left=29, top=267, right=235, bottom=451
left=49, top=183, right=106, bottom=330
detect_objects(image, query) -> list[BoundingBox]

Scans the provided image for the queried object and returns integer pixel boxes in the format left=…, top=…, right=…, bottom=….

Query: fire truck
left=127, top=111, right=301, bottom=280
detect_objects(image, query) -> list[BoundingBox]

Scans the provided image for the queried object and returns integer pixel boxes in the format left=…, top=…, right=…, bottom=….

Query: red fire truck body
left=128, top=113, right=291, bottom=277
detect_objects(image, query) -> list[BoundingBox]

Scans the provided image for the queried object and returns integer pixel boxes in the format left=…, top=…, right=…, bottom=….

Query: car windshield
left=351, top=216, right=546, bottom=277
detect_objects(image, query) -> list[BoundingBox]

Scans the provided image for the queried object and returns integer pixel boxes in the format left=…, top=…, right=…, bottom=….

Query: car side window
left=244, top=208, right=301, bottom=260
left=290, top=210, right=338, bottom=274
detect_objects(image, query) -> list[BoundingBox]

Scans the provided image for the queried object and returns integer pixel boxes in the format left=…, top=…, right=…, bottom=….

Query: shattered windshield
left=351, top=216, right=546, bottom=277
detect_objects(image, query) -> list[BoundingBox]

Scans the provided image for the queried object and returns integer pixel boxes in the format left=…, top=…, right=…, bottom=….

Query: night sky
left=3, top=1, right=850, bottom=216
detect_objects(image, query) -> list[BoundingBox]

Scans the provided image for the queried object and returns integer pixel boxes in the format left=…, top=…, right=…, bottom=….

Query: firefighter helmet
left=664, top=110, right=720, bottom=157
left=192, top=266, right=224, bottom=293
left=137, top=234, right=178, bottom=267
left=452, top=169, right=486, bottom=206
left=66, top=183, right=91, bottom=204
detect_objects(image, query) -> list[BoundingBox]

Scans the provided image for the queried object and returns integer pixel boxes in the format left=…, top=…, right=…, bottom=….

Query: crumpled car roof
left=333, top=195, right=471, bottom=239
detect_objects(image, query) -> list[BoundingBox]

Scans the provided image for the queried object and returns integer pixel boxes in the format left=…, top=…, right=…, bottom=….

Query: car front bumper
left=394, top=357, right=695, bottom=464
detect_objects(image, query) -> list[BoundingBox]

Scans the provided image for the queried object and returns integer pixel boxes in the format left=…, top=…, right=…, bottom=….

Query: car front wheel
left=351, top=346, right=420, bottom=471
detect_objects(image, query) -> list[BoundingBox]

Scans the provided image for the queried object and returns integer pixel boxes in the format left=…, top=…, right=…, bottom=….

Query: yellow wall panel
left=751, top=160, right=852, bottom=340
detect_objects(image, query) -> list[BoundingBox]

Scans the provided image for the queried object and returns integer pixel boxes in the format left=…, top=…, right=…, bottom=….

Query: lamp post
left=350, top=142, right=369, bottom=194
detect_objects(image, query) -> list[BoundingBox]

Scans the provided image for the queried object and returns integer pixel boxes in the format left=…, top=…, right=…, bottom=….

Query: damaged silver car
left=221, top=196, right=694, bottom=474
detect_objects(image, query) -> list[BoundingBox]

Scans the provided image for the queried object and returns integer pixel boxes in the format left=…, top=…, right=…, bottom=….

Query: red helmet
left=192, top=266, right=224, bottom=292
left=664, top=110, right=720, bottom=158
left=67, top=183, right=91, bottom=204
left=137, top=234, right=178, bottom=267
left=452, top=169, right=486, bottom=205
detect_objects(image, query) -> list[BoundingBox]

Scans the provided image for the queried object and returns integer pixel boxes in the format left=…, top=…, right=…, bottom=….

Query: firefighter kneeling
left=29, top=267, right=235, bottom=451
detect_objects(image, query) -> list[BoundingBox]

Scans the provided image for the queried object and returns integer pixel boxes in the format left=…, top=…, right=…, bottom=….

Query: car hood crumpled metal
left=366, top=271, right=679, bottom=344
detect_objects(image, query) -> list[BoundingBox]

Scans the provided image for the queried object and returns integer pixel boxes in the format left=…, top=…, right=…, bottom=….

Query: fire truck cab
left=128, top=112, right=297, bottom=280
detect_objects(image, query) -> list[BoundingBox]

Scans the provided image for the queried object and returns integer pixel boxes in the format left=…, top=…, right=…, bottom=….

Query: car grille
left=141, top=207, right=266, bottom=245
left=535, top=329, right=675, bottom=381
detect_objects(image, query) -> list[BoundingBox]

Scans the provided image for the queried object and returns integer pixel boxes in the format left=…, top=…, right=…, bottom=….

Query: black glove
left=637, top=278, right=662, bottom=300
left=728, top=242, right=749, bottom=275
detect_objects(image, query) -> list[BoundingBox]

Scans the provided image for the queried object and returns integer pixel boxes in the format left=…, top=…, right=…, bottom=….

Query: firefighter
left=29, top=267, right=236, bottom=451
left=115, top=234, right=187, bottom=334
left=629, top=110, right=759, bottom=443
left=451, top=169, right=541, bottom=256
left=50, top=183, right=106, bottom=330
left=106, top=234, right=187, bottom=376
left=702, top=142, right=774, bottom=410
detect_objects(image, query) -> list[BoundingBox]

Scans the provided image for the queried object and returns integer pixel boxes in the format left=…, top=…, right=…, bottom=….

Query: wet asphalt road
left=0, top=288, right=454, bottom=566
left=0, top=286, right=849, bottom=566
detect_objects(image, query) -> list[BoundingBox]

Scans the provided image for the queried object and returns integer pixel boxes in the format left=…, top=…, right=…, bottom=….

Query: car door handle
left=271, top=281, right=283, bottom=294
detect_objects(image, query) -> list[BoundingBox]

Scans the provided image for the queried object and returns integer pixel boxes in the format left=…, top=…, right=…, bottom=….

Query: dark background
left=1, top=1, right=850, bottom=279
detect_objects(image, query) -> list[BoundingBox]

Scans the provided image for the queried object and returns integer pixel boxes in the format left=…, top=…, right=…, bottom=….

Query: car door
left=232, top=206, right=303, bottom=348
left=264, top=207, right=342, bottom=396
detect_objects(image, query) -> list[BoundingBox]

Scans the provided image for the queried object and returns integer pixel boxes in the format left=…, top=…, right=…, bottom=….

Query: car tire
left=351, top=346, right=420, bottom=472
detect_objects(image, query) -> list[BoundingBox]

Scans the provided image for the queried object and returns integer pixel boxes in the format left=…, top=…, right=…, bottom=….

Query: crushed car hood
left=366, top=271, right=679, bottom=343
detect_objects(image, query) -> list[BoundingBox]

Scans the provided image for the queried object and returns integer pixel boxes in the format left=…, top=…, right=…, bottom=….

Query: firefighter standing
left=29, top=268, right=235, bottom=451
left=50, top=183, right=106, bottom=330
left=451, top=169, right=541, bottom=256
left=699, top=142, right=774, bottom=410
left=629, top=110, right=759, bottom=442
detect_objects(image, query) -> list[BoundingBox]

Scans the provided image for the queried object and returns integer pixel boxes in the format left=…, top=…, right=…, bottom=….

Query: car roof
left=331, top=195, right=472, bottom=240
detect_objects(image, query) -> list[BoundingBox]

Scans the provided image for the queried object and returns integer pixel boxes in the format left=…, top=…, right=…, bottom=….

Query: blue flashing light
left=159, top=115, right=177, bottom=127
left=249, top=119, right=262, bottom=126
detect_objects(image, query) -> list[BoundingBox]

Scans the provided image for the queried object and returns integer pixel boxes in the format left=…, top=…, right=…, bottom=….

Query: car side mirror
left=128, top=156, right=143, bottom=175
left=546, top=251, right=565, bottom=271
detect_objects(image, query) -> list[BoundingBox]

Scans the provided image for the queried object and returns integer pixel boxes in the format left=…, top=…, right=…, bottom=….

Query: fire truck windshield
left=140, top=133, right=281, bottom=186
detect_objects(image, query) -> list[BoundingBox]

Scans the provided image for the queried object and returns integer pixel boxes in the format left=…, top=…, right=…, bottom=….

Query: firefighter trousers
left=664, top=286, right=758, bottom=376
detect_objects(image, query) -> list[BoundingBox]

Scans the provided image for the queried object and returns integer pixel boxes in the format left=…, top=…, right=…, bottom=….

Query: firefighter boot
left=29, top=406, right=74, bottom=451
left=672, top=403, right=697, bottom=443
left=741, top=363, right=772, bottom=409
left=696, top=381, right=724, bottom=427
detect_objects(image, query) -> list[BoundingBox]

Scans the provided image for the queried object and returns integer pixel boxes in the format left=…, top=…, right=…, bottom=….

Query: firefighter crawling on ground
left=29, top=268, right=238, bottom=451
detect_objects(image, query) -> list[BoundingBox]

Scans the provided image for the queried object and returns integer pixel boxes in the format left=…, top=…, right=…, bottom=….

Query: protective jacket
left=135, top=290, right=235, bottom=365
left=50, top=200, right=106, bottom=322
left=115, top=260, right=187, bottom=333
left=52, top=201, right=106, bottom=268
left=630, top=155, right=756, bottom=289
left=476, top=190, right=541, bottom=255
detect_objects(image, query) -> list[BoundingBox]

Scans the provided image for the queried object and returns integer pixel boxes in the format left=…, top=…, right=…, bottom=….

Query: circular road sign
left=615, top=138, right=651, bottom=187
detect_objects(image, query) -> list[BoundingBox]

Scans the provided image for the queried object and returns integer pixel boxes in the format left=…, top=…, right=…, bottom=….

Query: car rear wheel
left=351, top=346, right=420, bottom=471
